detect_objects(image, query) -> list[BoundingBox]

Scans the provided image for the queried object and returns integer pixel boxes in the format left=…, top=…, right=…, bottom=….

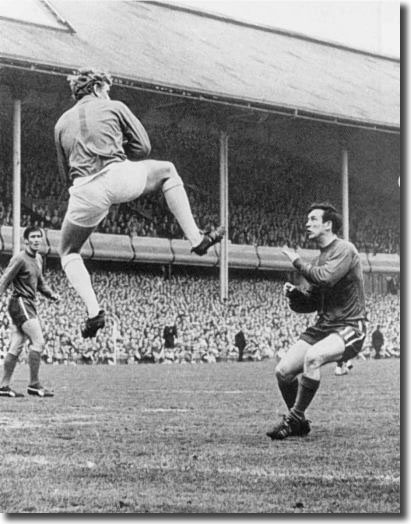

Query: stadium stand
left=0, top=126, right=400, bottom=254
left=0, top=264, right=400, bottom=365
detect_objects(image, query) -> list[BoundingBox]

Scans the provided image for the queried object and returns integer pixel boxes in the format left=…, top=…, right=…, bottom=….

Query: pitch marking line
left=0, top=420, right=98, bottom=429
left=143, top=408, right=190, bottom=413
left=1, top=455, right=400, bottom=485
left=153, top=463, right=400, bottom=485
left=211, top=466, right=400, bottom=484
left=137, top=389, right=245, bottom=394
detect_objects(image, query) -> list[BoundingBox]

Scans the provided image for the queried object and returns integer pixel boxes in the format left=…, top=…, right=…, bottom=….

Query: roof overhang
left=0, top=58, right=400, bottom=135
left=0, top=0, right=400, bottom=134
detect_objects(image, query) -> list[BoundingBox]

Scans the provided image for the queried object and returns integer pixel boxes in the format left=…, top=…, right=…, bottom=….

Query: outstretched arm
left=282, top=244, right=353, bottom=287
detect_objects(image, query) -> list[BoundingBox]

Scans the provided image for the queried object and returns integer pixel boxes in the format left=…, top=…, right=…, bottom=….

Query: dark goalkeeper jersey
left=289, top=238, right=366, bottom=324
left=0, top=250, right=53, bottom=303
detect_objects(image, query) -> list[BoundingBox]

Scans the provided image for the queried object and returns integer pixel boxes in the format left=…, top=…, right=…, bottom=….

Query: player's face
left=305, top=209, right=328, bottom=240
left=25, top=231, right=42, bottom=253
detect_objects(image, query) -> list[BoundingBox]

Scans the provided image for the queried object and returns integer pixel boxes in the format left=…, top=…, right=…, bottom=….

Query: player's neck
left=25, top=246, right=37, bottom=257
left=317, top=233, right=337, bottom=249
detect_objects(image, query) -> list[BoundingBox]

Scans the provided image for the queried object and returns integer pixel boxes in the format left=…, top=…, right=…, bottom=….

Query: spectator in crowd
left=371, top=325, right=384, bottom=359
left=152, top=335, right=164, bottom=364
left=81, top=348, right=94, bottom=365
left=234, top=325, right=246, bottom=362
left=163, top=318, right=178, bottom=352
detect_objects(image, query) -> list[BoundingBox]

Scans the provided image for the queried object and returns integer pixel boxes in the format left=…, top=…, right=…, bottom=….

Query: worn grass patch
left=0, top=359, right=400, bottom=513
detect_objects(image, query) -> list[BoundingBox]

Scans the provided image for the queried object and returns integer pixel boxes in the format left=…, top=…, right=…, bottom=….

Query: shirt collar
left=77, top=94, right=97, bottom=105
left=24, top=247, right=36, bottom=258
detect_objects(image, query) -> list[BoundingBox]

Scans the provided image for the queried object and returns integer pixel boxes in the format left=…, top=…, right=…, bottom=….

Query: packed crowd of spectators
left=0, top=265, right=400, bottom=366
left=0, top=126, right=400, bottom=254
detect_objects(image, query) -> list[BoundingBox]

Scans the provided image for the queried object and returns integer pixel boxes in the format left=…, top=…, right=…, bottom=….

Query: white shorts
left=66, top=160, right=148, bottom=227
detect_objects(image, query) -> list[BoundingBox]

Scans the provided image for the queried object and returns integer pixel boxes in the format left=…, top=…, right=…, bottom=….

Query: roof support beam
left=219, top=130, right=229, bottom=302
left=12, top=97, right=21, bottom=255
left=341, top=148, right=349, bottom=241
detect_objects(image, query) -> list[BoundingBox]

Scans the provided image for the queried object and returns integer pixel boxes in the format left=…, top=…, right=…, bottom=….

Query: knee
left=9, top=346, right=23, bottom=358
left=61, top=252, right=82, bottom=271
left=59, top=219, right=86, bottom=258
left=30, top=336, right=44, bottom=353
left=161, top=162, right=183, bottom=192
left=59, top=239, right=80, bottom=258
left=275, top=364, right=294, bottom=384
left=162, top=160, right=176, bottom=174
left=304, top=349, right=322, bottom=371
left=31, top=343, right=44, bottom=353
left=31, top=331, right=45, bottom=351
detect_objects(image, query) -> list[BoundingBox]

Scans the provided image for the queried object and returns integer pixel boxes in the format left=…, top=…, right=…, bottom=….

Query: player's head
left=23, top=226, right=43, bottom=252
left=306, top=202, right=342, bottom=240
left=67, top=67, right=112, bottom=101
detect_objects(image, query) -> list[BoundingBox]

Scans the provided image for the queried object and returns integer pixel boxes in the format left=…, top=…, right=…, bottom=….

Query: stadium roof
left=0, top=0, right=400, bottom=131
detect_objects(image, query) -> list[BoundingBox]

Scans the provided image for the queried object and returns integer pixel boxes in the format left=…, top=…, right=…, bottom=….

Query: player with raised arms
left=55, top=68, right=225, bottom=339
left=267, top=202, right=367, bottom=440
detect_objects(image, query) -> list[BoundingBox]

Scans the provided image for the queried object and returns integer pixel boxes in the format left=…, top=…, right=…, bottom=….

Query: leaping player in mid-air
left=55, top=68, right=225, bottom=339
left=266, top=202, right=367, bottom=440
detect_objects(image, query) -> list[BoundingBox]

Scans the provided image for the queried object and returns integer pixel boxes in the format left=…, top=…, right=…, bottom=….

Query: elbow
left=143, top=141, right=151, bottom=157
left=310, top=274, right=335, bottom=287
left=315, top=279, right=334, bottom=288
left=133, top=142, right=151, bottom=159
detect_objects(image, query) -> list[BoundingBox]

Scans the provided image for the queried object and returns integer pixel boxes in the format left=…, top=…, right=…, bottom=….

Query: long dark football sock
left=28, top=350, right=41, bottom=386
left=277, top=375, right=299, bottom=410
left=291, top=374, right=320, bottom=419
left=1, top=353, right=19, bottom=387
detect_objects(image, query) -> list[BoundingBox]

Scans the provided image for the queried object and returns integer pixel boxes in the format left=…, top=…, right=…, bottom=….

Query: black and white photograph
left=0, top=0, right=400, bottom=514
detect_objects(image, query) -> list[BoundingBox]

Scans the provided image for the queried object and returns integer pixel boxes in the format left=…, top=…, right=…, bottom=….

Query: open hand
left=283, top=282, right=296, bottom=297
left=282, top=246, right=300, bottom=264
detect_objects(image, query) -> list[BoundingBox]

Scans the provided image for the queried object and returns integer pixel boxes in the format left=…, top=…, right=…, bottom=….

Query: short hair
left=23, top=226, right=43, bottom=240
left=307, top=202, right=342, bottom=234
left=67, top=67, right=112, bottom=101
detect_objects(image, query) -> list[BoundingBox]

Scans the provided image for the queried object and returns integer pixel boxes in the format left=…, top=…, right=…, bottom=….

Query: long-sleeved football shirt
left=289, top=238, right=366, bottom=323
left=54, top=94, right=151, bottom=182
left=0, top=250, right=54, bottom=302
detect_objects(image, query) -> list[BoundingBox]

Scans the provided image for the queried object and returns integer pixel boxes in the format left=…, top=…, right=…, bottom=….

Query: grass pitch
left=0, top=358, right=400, bottom=514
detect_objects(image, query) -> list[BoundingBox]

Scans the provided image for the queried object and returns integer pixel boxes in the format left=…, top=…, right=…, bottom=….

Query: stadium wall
left=0, top=226, right=399, bottom=274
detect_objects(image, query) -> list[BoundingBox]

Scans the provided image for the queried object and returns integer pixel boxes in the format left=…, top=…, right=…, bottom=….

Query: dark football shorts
left=300, top=319, right=367, bottom=360
left=8, top=297, right=38, bottom=329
